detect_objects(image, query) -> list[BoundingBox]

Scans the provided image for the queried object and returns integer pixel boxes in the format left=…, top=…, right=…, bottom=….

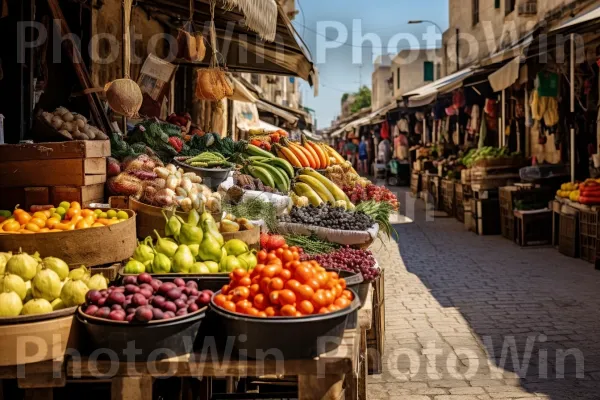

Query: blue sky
left=294, top=0, right=449, bottom=129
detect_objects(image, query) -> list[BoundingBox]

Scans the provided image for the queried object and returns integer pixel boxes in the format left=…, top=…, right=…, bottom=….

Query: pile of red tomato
left=213, top=245, right=354, bottom=317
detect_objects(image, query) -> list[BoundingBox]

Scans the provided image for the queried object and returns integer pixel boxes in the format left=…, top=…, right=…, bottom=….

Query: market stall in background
left=0, top=0, right=394, bottom=398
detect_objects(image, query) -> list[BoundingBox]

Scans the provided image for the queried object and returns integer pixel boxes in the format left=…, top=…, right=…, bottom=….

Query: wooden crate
left=0, top=140, right=110, bottom=161
left=367, top=269, right=385, bottom=375
left=50, top=184, right=105, bottom=206
left=514, top=210, right=552, bottom=246
left=0, top=158, right=106, bottom=187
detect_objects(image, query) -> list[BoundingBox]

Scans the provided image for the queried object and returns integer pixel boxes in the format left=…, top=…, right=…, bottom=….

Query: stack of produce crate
left=0, top=141, right=109, bottom=209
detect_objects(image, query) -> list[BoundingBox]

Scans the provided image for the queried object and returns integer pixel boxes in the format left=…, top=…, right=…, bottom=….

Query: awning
left=330, top=104, right=394, bottom=138
left=138, top=0, right=318, bottom=87
left=403, top=67, right=477, bottom=108
left=228, top=76, right=258, bottom=103
left=488, top=57, right=523, bottom=92
left=256, top=100, right=299, bottom=125
left=303, top=130, right=323, bottom=141
left=481, top=33, right=534, bottom=66
left=259, top=120, right=288, bottom=134
left=550, top=4, right=600, bottom=33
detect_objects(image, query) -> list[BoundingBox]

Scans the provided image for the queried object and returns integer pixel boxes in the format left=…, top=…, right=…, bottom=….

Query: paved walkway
left=369, top=190, right=600, bottom=400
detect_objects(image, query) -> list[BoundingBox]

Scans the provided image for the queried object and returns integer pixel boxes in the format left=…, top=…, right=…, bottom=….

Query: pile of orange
left=0, top=202, right=127, bottom=234
left=214, top=246, right=354, bottom=317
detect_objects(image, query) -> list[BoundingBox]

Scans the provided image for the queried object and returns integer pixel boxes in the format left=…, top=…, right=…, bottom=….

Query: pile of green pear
left=124, top=209, right=258, bottom=275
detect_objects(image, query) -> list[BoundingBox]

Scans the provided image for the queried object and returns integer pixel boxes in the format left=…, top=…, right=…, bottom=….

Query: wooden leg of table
left=111, top=376, right=153, bottom=400
left=358, top=330, right=368, bottom=400
left=344, top=371, right=358, bottom=400
left=23, top=388, right=53, bottom=400
left=298, top=374, right=345, bottom=400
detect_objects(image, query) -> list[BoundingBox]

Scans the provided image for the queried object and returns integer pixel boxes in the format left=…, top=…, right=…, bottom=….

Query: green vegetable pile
left=224, top=198, right=278, bottom=232
left=283, top=234, right=341, bottom=255
left=355, top=200, right=397, bottom=240
left=459, top=147, right=520, bottom=168
left=127, top=120, right=180, bottom=163
left=186, top=133, right=247, bottom=159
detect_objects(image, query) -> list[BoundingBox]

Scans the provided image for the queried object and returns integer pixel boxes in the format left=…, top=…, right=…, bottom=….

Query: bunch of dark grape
left=301, top=246, right=380, bottom=282
left=279, top=204, right=374, bottom=231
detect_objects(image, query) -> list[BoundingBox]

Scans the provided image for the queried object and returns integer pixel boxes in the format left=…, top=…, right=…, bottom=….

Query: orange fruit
left=280, top=305, right=297, bottom=317
left=230, top=287, right=250, bottom=303
left=45, top=218, right=60, bottom=229
left=66, top=208, right=81, bottom=219
left=70, top=201, right=81, bottom=210
left=30, top=217, right=46, bottom=228
left=298, top=300, right=315, bottom=315
left=92, top=223, right=104, bottom=227
left=75, top=220, right=90, bottom=230
left=32, top=212, right=48, bottom=221
left=222, top=301, right=236, bottom=313
left=24, top=223, right=40, bottom=232
left=278, top=289, right=296, bottom=306
left=80, top=209, right=95, bottom=218
left=16, top=213, right=31, bottom=225
left=38, top=228, right=50, bottom=233
left=2, top=219, right=21, bottom=232
left=83, top=215, right=95, bottom=226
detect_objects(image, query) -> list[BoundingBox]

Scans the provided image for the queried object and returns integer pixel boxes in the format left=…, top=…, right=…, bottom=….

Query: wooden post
left=298, top=375, right=345, bottom=400
left=111, top=376, right=153, bottom=400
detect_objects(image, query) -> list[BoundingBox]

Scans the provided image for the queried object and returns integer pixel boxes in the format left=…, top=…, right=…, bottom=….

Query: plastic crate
left=579, top=209, right=599, bottom=264
left=559, top=211, right=579, bottom=258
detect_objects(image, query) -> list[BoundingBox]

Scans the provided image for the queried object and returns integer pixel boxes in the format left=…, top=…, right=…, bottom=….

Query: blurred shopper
left=358, top=136, right=368, bottom=175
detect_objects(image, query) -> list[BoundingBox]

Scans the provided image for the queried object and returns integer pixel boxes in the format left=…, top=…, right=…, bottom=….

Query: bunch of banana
left=273, top=136, right=331, bottom=170
left=320, top=143, right=346, bottom=166
left=244, top=153, right=294, bottom=194
left=292, top=168, right=354, bottom=209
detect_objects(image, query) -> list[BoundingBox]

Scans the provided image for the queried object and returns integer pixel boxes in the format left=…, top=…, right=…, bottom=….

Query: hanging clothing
left=469, top=104, right=480, bottom=134
left=380, top=120, right=390, bottom=140
left=398, top=118, right=409, bottom=133
left=537, top=72, right=559, bottom=97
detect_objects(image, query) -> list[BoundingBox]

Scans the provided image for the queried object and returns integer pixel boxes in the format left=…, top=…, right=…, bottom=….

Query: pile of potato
left=41, top=107, right=108, bottom=141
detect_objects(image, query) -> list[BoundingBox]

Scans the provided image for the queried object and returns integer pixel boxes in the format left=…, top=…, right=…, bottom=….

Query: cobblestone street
left=369, top=190, right=600, bottom=400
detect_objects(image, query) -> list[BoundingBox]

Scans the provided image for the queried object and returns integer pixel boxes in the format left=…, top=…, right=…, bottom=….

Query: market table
left=1, top=289, right=372, bottom=400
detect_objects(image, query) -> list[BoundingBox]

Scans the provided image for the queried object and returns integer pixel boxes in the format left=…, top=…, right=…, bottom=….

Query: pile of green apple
left=124, top=208, right=257, bottom=275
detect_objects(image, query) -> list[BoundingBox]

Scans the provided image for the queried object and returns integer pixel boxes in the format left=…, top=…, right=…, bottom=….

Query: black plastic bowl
left=173, top=157, right=231, bottom=190
left=76, top=307, right=206, bottom=361
left=209, top=289, right=360, bottom=360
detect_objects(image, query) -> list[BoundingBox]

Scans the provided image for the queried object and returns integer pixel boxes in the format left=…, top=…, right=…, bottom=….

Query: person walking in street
left=358, top=136, right=368, bottom=175
left=344, top=137, right=358, bottom=167
left=378, top=135, right=392, bottom=165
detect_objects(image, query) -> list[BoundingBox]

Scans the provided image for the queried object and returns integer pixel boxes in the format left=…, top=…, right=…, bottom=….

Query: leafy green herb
left=224, top=198, right=278, bottom=232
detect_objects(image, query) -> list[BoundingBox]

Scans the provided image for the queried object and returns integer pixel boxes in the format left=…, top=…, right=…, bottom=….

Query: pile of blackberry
left=280, top=204, right=374, bottom=231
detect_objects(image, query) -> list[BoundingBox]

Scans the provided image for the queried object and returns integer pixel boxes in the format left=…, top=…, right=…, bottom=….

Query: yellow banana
left=293, top=183, right=323, bottom=206
left=299, top=168, right=352, bottom=208
left=324, top=145, right=346, bottom=165
left=296, top=175, right=336, bottom=204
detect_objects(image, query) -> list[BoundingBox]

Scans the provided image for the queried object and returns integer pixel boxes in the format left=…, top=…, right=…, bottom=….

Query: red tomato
left=231, top=287, right=250, bottom=303
left=306, top=279, right=321, bottom=291
left=280, top=305, right=297, bottom=317
left=311, top=290, right=328, bottom=308
left=249, top=284, right=260, bottom=297
left=223, top=301, right=236, bottom=313
left=214, top=294, right=227, bottom=307
left=296, top=285, right=315, bottom=302
left=282, top=249, right=294, bottom=263
left=246, top=308, right=260, bottom=317
left=260, top=277, right=271, bottom=294
left=285, top=279, right=302, bottom=292
left=238, top=276, right=252, bottom=288
left=278, top=289, right=296, bottom=306
left=232, top=268, right=247, bottom=280
left=253, top=294, right=269, bottom=311
left=278, top=268, right=292, bottom=281
left=257, top=250, right=267, bottom=263
left=269, top=291, right=280, bottom=305
left=262, top=265, right=281, bottom=278
left=221, top=285, right=230, bottom=295
left=323, top=290, right=335, bottom=306
left=269, top=277, right=284, bottom=292
left=298, top=300, right=315, bottom=315
left=334, top=297, right=351, bottom=309
left=264, top=306, right=278, bottom=317
left=236, top=300, right=252, bottom=314
left=294, top=265, right=314, bottom=283
left=342, top=290, right=354, bottom=300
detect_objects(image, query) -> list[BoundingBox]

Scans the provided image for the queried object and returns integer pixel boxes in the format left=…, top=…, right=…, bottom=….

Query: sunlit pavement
left=369, top=189, right=600, bottom=399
